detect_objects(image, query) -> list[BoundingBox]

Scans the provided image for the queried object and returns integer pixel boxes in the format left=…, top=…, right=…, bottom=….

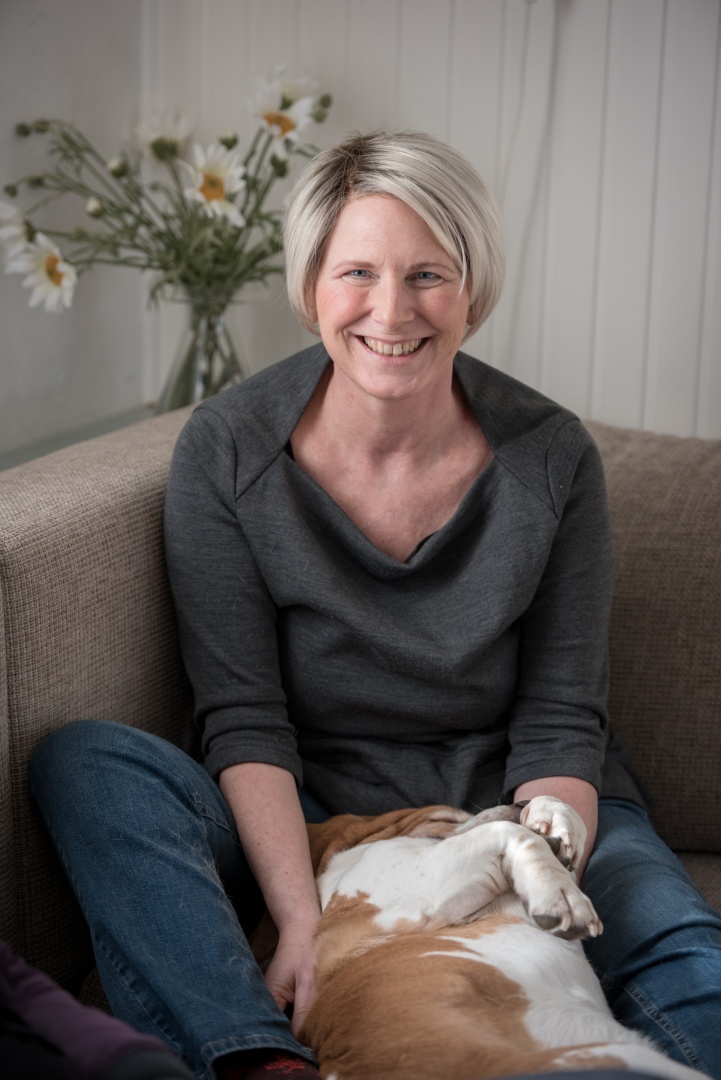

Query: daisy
left=250, top=74, right=316, bottom=152
left=8, top=232, right=77, bottom=312
left=182, top=142, right=245, bottom=227
left=134, top=110, right=192, bottom=161
left=0, top=199, right=30, bottom=265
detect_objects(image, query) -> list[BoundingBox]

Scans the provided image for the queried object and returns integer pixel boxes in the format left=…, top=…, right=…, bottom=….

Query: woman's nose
left=373, top=277, right=413, bottom=329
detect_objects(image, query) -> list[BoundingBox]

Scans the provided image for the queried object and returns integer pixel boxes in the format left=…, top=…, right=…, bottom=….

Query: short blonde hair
left=283, top=130, right=505, bottom=339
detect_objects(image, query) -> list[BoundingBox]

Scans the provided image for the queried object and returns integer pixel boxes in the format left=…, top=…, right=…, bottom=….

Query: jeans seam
left=92, top=929, right=185, bottom=1057
left=622, top=979, right=709, bottom=1074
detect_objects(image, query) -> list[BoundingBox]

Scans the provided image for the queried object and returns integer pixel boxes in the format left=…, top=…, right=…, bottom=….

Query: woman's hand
left=264, top=922, right=320, bottom=1035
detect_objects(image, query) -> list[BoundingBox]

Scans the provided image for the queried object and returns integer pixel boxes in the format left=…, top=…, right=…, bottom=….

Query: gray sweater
left=164, top=344, right=642, bottom=815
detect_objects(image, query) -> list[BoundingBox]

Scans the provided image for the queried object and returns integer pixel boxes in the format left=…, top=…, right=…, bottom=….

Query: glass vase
left=155, top=303, right=249, bottom=414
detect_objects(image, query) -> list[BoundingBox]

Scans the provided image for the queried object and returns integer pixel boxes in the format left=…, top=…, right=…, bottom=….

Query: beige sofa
left=0, top=409, right=719, bottom=1000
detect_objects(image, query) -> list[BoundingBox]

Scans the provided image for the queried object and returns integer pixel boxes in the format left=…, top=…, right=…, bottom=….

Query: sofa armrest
left=0, top=408, right=194, bottom=989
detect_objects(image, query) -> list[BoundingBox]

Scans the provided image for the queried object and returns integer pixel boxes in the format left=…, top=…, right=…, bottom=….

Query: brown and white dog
left=291, top=797, right=709, bottom=1080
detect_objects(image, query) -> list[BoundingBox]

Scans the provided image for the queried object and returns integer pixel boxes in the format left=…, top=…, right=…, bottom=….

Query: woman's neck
left=301, top=364, right=472, bottom=469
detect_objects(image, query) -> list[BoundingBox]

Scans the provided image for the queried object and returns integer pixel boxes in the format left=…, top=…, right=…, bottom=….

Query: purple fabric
left=0, top=941, right=174, bottom=1079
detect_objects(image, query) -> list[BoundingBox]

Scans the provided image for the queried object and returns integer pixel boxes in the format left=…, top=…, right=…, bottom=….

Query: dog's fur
left=290, top=797, right=709, bottom=1080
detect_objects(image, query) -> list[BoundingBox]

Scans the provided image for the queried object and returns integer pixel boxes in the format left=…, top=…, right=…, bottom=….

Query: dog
left=291, top=797, right=709, bottom=1080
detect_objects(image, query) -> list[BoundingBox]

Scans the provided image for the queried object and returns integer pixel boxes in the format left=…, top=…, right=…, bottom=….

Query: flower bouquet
left=0, top=74, right=332, bottom=410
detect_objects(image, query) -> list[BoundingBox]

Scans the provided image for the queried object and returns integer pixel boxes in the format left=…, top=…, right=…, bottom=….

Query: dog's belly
left=302, top=913, right=626, bottom=1080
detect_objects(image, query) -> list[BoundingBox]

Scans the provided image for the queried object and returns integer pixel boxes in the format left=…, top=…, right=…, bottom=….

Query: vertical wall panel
left=698, top=11, right=721, bottom=439
left=540, top=0, right=610, bottom=418
left=297, top=0, right=349, bottom=134
left=344, top=1, right=401, bottom=132
left=644, top=0, right=720, bottom=435
left=448, top=0, right=504, bottom=180
left=490, top=0, right=557, bottom=390
left=199, top=0, right=254, bottom=139
left=591, top=0, right=667, bottom=431
left=450, top=0, right=504, bottom=369
left=397, top=0, right=455, bottom=135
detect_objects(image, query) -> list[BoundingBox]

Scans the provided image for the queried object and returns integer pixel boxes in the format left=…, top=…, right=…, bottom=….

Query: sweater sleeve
left=163, top=405, right=303, bottom=782
left=502, top=422, right=614, bottom=797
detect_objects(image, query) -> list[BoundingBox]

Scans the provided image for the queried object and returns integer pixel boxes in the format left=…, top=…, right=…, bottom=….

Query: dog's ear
left=307, top=806, right=471, bottom=876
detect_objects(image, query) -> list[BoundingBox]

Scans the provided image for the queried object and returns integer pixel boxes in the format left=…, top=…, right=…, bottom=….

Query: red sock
left=214, top=1048, right=321, bottom=1079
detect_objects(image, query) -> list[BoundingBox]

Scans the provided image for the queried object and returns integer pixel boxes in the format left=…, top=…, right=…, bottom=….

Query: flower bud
left=271, top=155, right=289, bottom=177
left=15, top=123, right=32, bottom=138
left=86, top=197, right=105, bottom=218
left=150, top=136, right=180, bottom=161
left=219, top=130, right=239, bottom=150
left=28, top=176, right=45, bottom=188
left=318, top=93, right=333, bottom=109
left=32, top=120, right=50, bottom=133
left=3, top=184, right=18, bottom=198
left=312, top=107, right=328, bottom=124
left=107, top=156, right=129, bottom=178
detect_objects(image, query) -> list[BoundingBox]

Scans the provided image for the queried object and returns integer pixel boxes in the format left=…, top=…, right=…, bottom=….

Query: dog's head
left=306, top=805, right=472, bottom=877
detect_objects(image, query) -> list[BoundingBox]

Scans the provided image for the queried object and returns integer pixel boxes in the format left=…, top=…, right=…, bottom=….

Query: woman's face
left=311, top=194, right=471, bottom=404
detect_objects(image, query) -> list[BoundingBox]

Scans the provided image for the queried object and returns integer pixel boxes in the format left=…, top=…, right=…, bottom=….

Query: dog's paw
left=520, top=796, right=587, bottom=873
left=529, top=876, right=603, bottom=941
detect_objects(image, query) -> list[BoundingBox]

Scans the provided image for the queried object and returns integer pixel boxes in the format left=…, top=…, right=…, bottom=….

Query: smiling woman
left=283, top=130, right=505, bottom=340
left=28, top=130, right=721, bottom=1080
left=311, top=195, right=470, bottom=395
left=289, top=193, right=494, bottom=563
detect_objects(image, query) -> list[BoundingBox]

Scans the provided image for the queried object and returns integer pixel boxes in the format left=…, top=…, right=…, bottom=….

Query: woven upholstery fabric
left=586, top=421, right=721, bottom=853
left=0, top=407, right=195, bottom=991
left=677, top=853, right=721, bottom=912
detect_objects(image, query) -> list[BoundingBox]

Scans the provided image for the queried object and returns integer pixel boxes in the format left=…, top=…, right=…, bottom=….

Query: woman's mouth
left=362, top=336, right=424, bottom=357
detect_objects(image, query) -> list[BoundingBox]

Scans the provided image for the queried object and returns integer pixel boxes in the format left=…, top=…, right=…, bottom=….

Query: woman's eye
left=345, top=269, right=371, bottom=279
left=413, top=271, right=440, bottom=283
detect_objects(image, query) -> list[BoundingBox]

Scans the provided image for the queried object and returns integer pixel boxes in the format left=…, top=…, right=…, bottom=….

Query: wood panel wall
left=1, top=0, right=719, bottom=452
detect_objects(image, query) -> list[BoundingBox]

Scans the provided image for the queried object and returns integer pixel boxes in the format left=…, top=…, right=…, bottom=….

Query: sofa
left=0, top=408, right=719, bottom=1002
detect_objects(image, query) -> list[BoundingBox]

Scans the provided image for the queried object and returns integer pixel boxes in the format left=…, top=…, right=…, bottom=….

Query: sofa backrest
left=586, top=421, right=721, bottom=853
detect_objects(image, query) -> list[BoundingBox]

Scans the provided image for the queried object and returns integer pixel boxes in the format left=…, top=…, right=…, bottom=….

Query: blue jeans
left=583, top=798, right=721, bottom=1077
left=29, top=723, right=721, bottom=1080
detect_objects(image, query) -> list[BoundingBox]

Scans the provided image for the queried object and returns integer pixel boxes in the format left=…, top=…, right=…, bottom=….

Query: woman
left=30, top=131, right=721, bottom=1080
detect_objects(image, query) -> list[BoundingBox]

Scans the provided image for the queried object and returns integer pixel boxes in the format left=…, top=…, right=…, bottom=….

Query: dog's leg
left=317, top=801, right=601, bottom=940
left=518, top=795, right=587, bottom=874
left=424, top=814, right=602, bottom=939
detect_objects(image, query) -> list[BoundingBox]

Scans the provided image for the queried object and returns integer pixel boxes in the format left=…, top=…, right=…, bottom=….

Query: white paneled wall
left=0, top=0, right=719, bottom=456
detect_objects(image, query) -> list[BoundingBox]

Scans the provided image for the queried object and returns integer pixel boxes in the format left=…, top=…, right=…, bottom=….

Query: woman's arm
left=504, top=429, right=613, bottom=857
left=219, top=762, right=321, bottom=1035
left=513, top=775, right=598, bottom=879
left=166, top=412, right=322, bottom=1031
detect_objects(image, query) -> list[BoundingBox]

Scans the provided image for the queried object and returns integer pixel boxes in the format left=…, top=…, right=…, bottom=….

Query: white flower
left=0, top=199, right=29, bottom=264
left=134, top=110, right=192, bottom=160
left=85, top=196, right=104, bottom=217
left=250, top=74, right=317, bottom=151
left=182, top=142, right=245, bottom=227
left=7, top=232, right=77, bottom=312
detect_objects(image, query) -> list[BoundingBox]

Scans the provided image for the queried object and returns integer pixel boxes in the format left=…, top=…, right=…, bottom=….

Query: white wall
left=1, top=0, right=719, bottom=457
